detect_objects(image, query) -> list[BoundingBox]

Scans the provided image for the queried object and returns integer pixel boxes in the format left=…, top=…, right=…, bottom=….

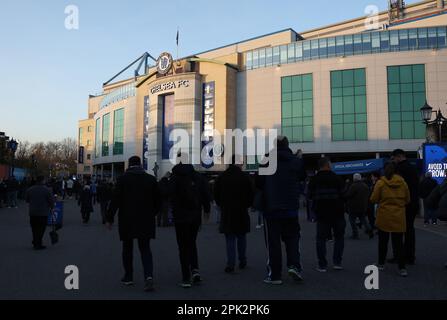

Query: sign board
left=423, top=143, right=447, bottom=184
left=156, top=52, right=173, bottom=75
left=332, top=158, right=384, bottom=175
left=202, top=82, right=215, bottom=168
left=143, top=95, right=150, bottom=170
left=78, top=146, right=84, bottom=164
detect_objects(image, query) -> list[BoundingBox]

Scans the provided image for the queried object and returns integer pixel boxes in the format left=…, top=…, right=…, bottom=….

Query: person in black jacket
left=169, top=155, right=211, bottom=288
left=214, top=156, right=254, bottom=273
left=256, top=136, right=305, bottom=285
left=391, top=149, right=420, bottom=264
left=308, top=157, right=346, bottom=272
left=78, top=185, right=93, bottom=224
left=106, top=156, right=161, bottom=292
left=157, top=173, right=171, bottom=227
left=419, top=172, right=438, bottom=225
left=97, top=180, right=112, bottom=225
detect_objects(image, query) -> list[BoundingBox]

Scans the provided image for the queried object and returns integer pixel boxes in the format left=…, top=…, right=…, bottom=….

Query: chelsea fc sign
left=156, top=52, right=173, bottom=75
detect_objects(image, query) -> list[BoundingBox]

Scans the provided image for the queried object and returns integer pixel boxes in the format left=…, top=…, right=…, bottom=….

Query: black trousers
left=122, top=238, right=153, bottom=279
left=392, top=205, right=418, bottom=262
left=175, top=222, right=200, bottom=282
left=378, top=230, right=405, bottom=269
left=30, top=216, right=47, bottom=247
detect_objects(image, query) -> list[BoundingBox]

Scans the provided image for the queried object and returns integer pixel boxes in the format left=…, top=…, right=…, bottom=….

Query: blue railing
left=99, top=83, right=136, bottom=109
left=245, top=26, right=447, bottom=70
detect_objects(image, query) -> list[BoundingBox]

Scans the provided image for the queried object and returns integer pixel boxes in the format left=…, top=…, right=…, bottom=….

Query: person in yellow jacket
left=370, top=162, right=410, bottom=277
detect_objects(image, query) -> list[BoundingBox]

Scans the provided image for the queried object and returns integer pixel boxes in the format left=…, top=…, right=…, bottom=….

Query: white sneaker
left=333, top=265, right=344, bottom=271
left=316, top=267, right=327, bottom=273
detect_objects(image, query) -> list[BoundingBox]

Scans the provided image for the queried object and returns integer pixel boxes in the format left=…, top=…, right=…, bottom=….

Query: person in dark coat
left=157, top=173, right=171, bottom=227
left=169, top=155, right=211, bottom=288
left=308, top=157, right=346, bottom=272
left=344, top=173, right=373, bottom=239
left=419, top=172, right=439, bottom=225
left=78, top=185, right=93, bottom=224
left=256, top=136, right=305, bottom=285
left=106, top=156, right=161, bottom=292
left=6, top=176, right=19, bottom=208
left=391, top=149, right=420, bottom=265
left=97, top=180, right=112, bottom=224
left=0, top=179, right=7, bottom=208
left=214, top=156, right=254, bottom=273
left=25, top=176, right=55, bottom=250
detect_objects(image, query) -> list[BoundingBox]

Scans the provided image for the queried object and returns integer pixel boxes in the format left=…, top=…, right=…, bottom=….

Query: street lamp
left=420, top=101, right=447, bottom=142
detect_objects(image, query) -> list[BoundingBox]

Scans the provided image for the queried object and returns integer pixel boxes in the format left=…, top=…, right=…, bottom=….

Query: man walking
left=106, top=156, right=161, bottom=292
left=169, top=154, right=211, bottom=288
left=308, top=157, right=346, bottom=272
left=391, top=149, right=420, bottom=265
left=214, top=155, right=254, bottom=273
left=25, top=176, right=54, bottom=250
left=344, top=173, right=373, bottom=239
left=257, top=136, right=305, bottom=285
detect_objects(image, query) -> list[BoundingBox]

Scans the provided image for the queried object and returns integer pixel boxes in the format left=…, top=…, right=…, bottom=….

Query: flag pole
left=176, top=27, right=179, bottom=64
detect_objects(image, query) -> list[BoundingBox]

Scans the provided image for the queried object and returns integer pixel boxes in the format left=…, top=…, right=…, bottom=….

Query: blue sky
left=0, top=0, right=420, bottom=143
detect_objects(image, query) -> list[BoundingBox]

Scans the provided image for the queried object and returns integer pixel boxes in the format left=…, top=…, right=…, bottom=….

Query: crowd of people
left=11, top=136, right=447, bottom=292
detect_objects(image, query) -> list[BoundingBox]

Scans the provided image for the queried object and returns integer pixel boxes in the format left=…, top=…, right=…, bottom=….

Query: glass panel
left=328, top=37, right=336, bottom=57
left=412, top=64, right=425, bottom=82
left=252, top=50, right=259, bottom=69
left=113, top=108, right=124, bottom=155
left=332, top=124, right=344, bottom=141
left=354, top=69, right=366, bottom=86
left=399, top=29, right=409, bottom=50
left=402, top=122, right=415, bottom=139
left=102, top=113, right=110, bottom=157
left=428, top=27, right=437, bottom=48
left=344, top=124, right=356, bottom=140
left=400, top=65, right=412, bottom=83
left=95, top=118, right=101, bottom=158
left=356, top=123, right=368, bottom=140
left=302, top=74, right=313, bottom=90
left=245, top=51, right=252, bottom=69
left=303, top=126, right=314, bottom=142
left=389, top=122, right=402, bottom=139
left=336, top=36, right=344, bottom=56
left=273, top=46, right=280, bottom=65
left=354, top=34, right=362, bottom=54
left=318, top=38, right=327, bottom=58
left=331, top=71, right=342, bottom=88
left=292, top=76, right=302, bottom=92
left=288, top=44, right=295, bottom=63
left=259, top=48, right=266, bottom=67
left=380, top=32, right=390, bottom=51
left=344, top=35, right=353, bottom=55
left=409, top=29, right=418, bottom=49
left=362, top=33, right=371, bottom=53
left=390, top=30, right=399, bottom=51
left=387, top=66, right=400, bottom=84
left=280, top=45, right=288, bottom=64
left=418, top=28, right=428, bottom=49
left=296, top=42, right=303, bottom=61
left=311, top=40, right=319, bottom=59
left=266, top=47, right=273, bottom=66
left=303, top=41, right=311, bottom=60
left=342, top=70, right=354, bottom=87
left=372, top=32, right=380, bottom=52
left=438, top=27, right=446, bottom=48
left=282, top=77, right=292, bottom=92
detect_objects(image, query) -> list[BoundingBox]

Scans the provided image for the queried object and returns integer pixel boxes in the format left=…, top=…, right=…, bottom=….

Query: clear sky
left=0, top=0, right=420, bottom=143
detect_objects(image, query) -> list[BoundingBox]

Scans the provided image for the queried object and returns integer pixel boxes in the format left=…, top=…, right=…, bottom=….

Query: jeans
left=175, top=222, right=200, bottom=281
left=378, top=230, right=405, bottom=269
left=424, top=204, right=437, bottom=224
left=225, top=234, right=247, bottom=268
left=30, top=216, right=47, bottom=247
left=348, top=212, right=372, bottom=237
left=265, top=217, right=302, bottom=280
left=122, top=238, right=153, bottom=279
left=7, top=191, right=18, bottom=207
left=316, top=218, right=346, bottom=268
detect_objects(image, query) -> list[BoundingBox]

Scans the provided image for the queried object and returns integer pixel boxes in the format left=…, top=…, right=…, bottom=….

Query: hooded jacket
left=370, top=175, right=410, bottom=233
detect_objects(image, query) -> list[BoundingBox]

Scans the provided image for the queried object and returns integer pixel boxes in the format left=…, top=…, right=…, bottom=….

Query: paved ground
left=1, top=199, right=446, bottom=300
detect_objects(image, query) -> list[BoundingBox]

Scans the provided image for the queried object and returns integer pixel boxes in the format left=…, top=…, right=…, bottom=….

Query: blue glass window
left=362, top=33, right=371, bottom=53
left=438, top=27, right=446, bottom=48
left=354, top=34, right=362, bottom=54
left=259, top=48, right=266, bottom=67
left=418, top=28, right=428, bottom=49
left=344, top=35, right=353, bottom=55
left=336, top=36, right=344, bottom=56
left=380, top=32, right=390, bottom=51
left=328, top=37, right=336, bottom=57
left=318, top=38, right=327, bottom=58
left=296, top=42, right=303, bottom=61
left=288, top=44, right=296, bottom=63
left=371, top=32, right=380, bottom=53
left=252, top=50, right=259, bottom=69
left=280, top=45, right=288, bottom=64
left=399, top=29, right=409, bottom=50
left=266, top=47, right=273, bottom=66
left=273, top=46, right=280, bottom=65
left=311, top=40, right=319, bottom=59
left=246, top=51, right=252, bottom=70
left=390, top=30, right=399, bottom=51
left=303, top=41, right=311, bottom=60
left=428, top=27, right=437, bottom=48
left=409, top=29, right=418, bottom=49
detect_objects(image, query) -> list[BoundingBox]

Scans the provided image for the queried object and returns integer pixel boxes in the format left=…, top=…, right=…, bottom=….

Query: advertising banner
left=143, top=95, right=150, bottom=170
left=202, top=82, right=215, bottom=169
left=423, top=143, right=447, bottom=184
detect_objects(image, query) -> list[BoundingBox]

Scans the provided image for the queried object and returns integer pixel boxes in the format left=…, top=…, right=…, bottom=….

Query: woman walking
left=370, top=162, right=410, bottom=277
